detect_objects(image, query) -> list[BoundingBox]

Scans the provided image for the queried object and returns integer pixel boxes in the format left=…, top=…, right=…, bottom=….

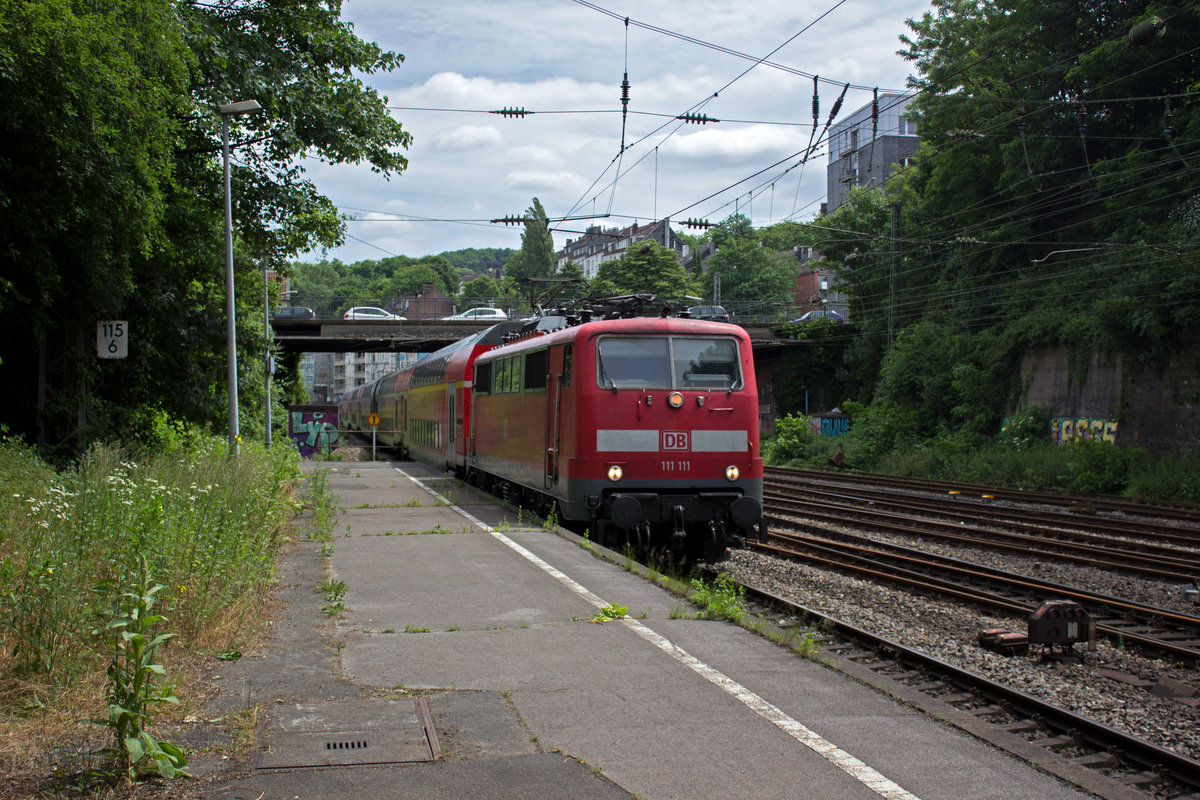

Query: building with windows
left=825, top=93, right=919, bottom=213
left=556, top=219, right=691, bottom=279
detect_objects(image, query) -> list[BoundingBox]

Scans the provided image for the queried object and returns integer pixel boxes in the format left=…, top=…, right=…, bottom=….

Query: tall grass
left=0, top=435, right=302, bottom=688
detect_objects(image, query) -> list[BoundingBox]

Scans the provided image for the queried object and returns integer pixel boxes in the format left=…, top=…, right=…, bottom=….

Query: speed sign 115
left=97, top=320, right=128, bottom=359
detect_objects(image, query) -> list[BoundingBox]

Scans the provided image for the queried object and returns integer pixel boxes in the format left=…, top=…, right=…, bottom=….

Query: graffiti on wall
left=808, top=415, right=851, bottom=436
left=289, top=406, right=340, bottom=458
left=1050, top=417, right=1118, bottom=444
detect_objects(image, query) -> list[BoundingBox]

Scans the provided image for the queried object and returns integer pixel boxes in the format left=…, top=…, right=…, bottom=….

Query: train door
left=447, top=385, right=456, bottom=466
left=544, top=344, right=570, bottom=489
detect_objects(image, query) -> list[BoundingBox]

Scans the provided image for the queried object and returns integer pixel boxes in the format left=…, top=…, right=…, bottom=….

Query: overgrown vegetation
left=764, top=406, right=1200, bottom=503
left=0, top=432, right=306, bottom=787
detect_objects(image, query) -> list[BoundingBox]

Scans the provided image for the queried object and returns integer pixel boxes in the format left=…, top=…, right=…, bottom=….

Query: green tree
left=0, top=0, right=414, bottom=455
left=703, top=215, right=797, bottom=307
left=504, top=198, right=555, bottom=282
left=461, top=276, right=501, bottom=301
left=593, top=241, right=692, bottom=300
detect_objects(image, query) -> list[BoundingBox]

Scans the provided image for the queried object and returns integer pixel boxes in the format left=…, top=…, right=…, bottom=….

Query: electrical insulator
left=490, top=107, right=530, bottom=118
left=1016, top=102, right=1026, bottom=133
left=491, top=215, right=524, bottom=226
left=811, top=76, right=819, bottom=126
left=677, top=112, right=718, bottom=125
left=828, top=83, right=848, bottom=122
left=621, top=73, right=630, bottom=108
left=1163, top=97, right=1174, bottom=139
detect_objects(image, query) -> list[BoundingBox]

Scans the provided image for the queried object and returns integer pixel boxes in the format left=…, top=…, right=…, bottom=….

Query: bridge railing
left=276, top=296, right=847, bottom=325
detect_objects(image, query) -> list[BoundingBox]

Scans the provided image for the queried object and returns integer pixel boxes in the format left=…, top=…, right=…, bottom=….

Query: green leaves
left=97, top=555, right=190, bottom=780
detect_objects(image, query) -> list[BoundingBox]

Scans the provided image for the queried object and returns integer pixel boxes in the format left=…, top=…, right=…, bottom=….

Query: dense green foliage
left=762, top=0, right=1199, bottom=478
left=0, top=0, right=412, bottom=459
left=0, top=436, right=300, bottom=684
left=592, top=240, right=694, bottom=300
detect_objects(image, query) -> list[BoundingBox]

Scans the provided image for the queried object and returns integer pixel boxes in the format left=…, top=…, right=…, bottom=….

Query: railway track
left=767, top=466, right=1200, bottom=526
left=762, top=472, right=1200, bottom=584
left=703, top=566, right=1200, bottom=800
left=754, top=523, right=1200, bottom=663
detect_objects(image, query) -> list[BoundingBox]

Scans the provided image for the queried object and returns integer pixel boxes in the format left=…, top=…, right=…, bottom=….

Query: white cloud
left=301, top=0, right=933, bottom=261
left=430, top=125, right=504, bottom=150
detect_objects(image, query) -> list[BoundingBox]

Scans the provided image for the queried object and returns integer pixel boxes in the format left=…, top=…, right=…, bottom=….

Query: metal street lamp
left=219, top=99, right=263, bottom=454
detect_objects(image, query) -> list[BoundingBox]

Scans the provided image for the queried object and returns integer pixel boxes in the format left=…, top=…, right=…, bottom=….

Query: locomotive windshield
left=595, top=336, right=742, bottom=391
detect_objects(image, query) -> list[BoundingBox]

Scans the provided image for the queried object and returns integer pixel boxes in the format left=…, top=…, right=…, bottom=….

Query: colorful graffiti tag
left=807, top=415, right=851, bottom=436
left=288, top=405, right=340, bottom=458
left=1050, top=417, right=1118, bottom=444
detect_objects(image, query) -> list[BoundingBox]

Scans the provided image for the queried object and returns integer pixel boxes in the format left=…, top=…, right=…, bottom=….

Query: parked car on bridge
left=272, top=305, right=316, bottom=319
left=344, top=306, right=405, bottom=321
left=687, top=305, right=730, bottom=322
left=792, top=309, right=845, bottom=323
left=441, top=307, right=508, bottom=321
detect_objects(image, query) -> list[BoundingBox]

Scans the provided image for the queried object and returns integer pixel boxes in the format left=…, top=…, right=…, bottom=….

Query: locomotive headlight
left=607, top=465, right=623, bottom=482
left=668, top=391, right=684, bottom=408
left=725, top=465, right=740, bottom=481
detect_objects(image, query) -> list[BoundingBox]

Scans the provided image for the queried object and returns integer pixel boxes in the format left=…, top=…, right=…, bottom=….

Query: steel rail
left=766, top=466, right=1200, bottom=524
left=764, top=478, right=1200, bottom=548
left=764, top=491, right=1199, bottom=582
left=754, top=528, right=1200, bottom=662
left=714, top=571, right=1200, bottom=799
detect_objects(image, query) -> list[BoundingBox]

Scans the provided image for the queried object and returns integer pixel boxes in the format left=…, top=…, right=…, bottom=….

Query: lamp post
left=264, top=262, right=273, bottom=447
left=219, top=99, right=263, bottom=454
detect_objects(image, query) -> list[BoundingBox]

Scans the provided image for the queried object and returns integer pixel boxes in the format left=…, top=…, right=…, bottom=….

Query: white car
left=441, top=307, right=508, bottom=321
left=343, top=306, right=404, bottom=321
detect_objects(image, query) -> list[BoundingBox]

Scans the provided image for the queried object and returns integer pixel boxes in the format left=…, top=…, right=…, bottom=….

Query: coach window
left=475, top=362, right=491, bottom=395
left=524, top=349, right=548, bottom=391
left=562, top=345, right=572, bottom=387
left=510, top=356, right=523, bottom=393
left=494, top=358, right=510, bottom=394
left=596, top=336, right=670, bottom=389
left=673, top=337, right=743, bottom=390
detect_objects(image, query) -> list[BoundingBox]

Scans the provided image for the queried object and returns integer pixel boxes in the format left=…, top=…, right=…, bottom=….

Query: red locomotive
left=340, top=297, right=763, bottom=560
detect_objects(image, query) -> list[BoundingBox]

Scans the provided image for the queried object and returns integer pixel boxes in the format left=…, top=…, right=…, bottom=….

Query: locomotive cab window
left=596, top=335, right=742, bottom=391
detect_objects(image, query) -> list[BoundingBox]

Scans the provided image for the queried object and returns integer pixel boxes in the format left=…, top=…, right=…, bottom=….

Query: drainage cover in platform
left=255, top=697, right=439, bottom=770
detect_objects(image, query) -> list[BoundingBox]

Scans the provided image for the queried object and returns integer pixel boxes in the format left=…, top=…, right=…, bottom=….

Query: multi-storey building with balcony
left=825, top=93, right=919, bottom=213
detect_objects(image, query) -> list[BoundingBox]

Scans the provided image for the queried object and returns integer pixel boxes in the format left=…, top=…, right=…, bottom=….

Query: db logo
left=661, top=430, right=690, bottom=451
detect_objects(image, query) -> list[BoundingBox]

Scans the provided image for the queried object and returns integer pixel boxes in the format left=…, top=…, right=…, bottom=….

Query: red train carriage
left=468, top=314, right=763, bottom=560
left=344, top=322, right=525, bottom=461
left=339, top=300, right=763, bottom=560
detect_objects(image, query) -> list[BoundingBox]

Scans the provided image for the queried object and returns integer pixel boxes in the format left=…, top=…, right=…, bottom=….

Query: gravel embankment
left=720, top=529, right=1200, bottom=762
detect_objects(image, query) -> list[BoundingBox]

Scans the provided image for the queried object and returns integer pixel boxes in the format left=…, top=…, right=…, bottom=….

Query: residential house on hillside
left=556, top=219, right=692, bottom=279
left=390, top=281, right=454, bottom=320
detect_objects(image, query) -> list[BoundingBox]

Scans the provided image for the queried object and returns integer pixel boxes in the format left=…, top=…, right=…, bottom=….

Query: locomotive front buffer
left=1027, top=600, right=1096, bottom=663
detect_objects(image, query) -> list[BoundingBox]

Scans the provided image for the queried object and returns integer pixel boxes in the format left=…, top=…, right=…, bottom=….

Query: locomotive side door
left=544, top=344, right=569, bottom=489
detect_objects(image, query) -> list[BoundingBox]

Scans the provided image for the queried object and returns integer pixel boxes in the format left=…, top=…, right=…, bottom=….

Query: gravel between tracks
left=720, top=527, right=1200, bottom=763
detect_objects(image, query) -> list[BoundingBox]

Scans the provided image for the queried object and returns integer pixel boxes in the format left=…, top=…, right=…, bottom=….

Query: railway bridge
left=269, top=317, right=827, bottom=355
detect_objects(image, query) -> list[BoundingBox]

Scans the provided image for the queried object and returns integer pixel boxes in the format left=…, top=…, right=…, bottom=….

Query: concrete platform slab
left=201, top=460, right=1092, bottom=800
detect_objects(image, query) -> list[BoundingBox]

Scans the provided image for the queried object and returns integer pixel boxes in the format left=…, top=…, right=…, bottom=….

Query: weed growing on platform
left=793, top=631, right=821, bottom=658
left=689, top=573, right=746, bottom=622
left=591, top=603, right=629, bottom=623
left=319, top=579, right=347, bottom=616
left=404, top=497, right=422, bottom=507
left=404, top=625, right=431, bottom=634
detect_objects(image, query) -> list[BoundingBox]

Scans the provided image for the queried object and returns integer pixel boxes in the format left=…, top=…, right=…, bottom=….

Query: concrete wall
left=1020, top=343, right=1200, bottom=453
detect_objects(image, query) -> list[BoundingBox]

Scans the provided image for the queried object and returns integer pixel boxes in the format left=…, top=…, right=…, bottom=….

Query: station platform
left=198, top=460, right=1093, bottom=800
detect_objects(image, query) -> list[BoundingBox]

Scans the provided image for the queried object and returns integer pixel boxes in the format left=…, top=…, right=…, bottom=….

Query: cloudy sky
left=301, top=0, right=934, bottom=263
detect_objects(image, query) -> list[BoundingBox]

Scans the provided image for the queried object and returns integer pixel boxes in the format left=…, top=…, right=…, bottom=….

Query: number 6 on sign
left=97, top=320, right=128, bottom=359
